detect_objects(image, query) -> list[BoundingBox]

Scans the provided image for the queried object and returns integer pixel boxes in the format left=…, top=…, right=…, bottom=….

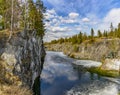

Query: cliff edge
left=0, top=30, right=46, bottom=94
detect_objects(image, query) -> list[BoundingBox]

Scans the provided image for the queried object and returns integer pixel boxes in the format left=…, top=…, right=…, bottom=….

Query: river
left=40, top=51, right=120, bottom=95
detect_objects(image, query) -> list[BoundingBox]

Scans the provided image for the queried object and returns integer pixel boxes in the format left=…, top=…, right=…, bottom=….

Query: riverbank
left=45, top=38, right=120, bottom=77
left=45, top=38, right=120, bottom=61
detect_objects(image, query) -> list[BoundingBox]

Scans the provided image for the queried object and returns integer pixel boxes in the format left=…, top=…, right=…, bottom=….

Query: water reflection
left=40, top=51, right=120, bottom=95
left=40, top=52, right=78, bottom=95
left=32, top=76, right=40, bottom=95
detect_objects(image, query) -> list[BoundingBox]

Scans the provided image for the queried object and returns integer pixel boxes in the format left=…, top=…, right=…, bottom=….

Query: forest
left=48, top=23, right=120, bottom=44
left=0, top=0, right=45, bottom=37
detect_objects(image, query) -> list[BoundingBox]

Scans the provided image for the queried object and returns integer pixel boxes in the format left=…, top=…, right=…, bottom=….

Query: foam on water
left=74, top=60, right=102, bottom=68
left=66, top=80, right=118, bottom=95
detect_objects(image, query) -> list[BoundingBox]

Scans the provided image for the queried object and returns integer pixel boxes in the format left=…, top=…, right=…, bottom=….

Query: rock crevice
left=0, top=30, right=46, bottom=88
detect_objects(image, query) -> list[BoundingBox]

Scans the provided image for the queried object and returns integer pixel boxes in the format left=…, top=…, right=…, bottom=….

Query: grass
left=0, top=59, right=33, bottom=95
left=73, top=64, right=120, bottom=78
left=0, top=85, right=33, bottom=95
left=87, top=67, right=120, bottom=78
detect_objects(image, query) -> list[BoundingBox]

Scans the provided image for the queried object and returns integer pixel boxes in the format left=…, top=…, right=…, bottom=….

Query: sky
left=42, top=0, right=120, bottom=42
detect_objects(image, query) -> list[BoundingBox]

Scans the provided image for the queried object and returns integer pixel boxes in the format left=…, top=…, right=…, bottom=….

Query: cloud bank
left=43, top=0, right=120, bottom=42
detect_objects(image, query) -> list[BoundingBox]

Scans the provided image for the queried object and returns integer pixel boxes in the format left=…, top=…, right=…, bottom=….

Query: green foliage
left=77, top=31, right=83, bottom=44
left=48, top=22, right=120, bottom=45
left=27, top=0, right=45, bottom=36
left=91, top=28, right=94, bottom=38
left=59, top=38, right=64, bottom=44
left=73, top=45, right=79, bottom=52
left=88, top=67, right=119, bottom=78
left=0, top=0, right=45, bottom=36
left=97, top=30, right=102, bottom=37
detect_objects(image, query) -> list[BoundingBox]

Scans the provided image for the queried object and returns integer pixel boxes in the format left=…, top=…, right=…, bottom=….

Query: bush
left=0, top=85, right=33, bottom=95
left=73, top=45, right=79, bottom=52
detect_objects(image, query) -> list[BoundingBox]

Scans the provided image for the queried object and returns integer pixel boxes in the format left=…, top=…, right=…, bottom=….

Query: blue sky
left=42, top=0, right=120, bottom=42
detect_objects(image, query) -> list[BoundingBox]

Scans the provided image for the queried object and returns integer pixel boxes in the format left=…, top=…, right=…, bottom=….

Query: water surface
left=41, top=51, right=120, bottom=95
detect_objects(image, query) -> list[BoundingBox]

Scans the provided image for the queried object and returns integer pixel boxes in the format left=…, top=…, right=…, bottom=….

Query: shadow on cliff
left=0, top=30, right=46, bottom=95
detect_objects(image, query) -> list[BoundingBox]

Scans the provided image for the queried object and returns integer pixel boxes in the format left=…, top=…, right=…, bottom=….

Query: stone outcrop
left=46, top=39, right=120, bottom=61
left=101, top=59, right=120, bottom=71
left=46, top=39, right=120, bottom=72
left=0, top=30, right=46, bottom=89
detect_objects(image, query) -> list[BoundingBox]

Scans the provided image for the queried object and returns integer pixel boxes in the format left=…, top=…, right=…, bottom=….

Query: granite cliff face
left=0, top=30, right=46, bottom=89
left=46, top=39, right=120, bottom=61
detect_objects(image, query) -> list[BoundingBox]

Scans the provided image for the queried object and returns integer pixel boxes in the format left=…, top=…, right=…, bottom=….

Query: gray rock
left=101, top=59, right=120, bottom=71
left=0, top=30, right=46, bottom=88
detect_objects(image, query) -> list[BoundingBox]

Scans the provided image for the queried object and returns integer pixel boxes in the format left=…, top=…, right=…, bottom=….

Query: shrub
left=73, top=45, right=79, bottom=52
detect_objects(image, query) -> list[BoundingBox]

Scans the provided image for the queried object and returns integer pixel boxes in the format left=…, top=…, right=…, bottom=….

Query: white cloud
left=44, top=9, right=56, bottom=19
left=62, top=19, right=78, bottom=24
left=47, top=9, right=56, bottom=14
left=104, top=8, right=120, bottom=26
left=98, top=8, right=120, bottom=31
left=51, top=26, right=69, bottom=32
left=82, top=17, right=90, bottom=22
left=44, top=10, right=89, bottom=42
left=76, top=27, right=81, bottom=31
left=41, top=51, right=78, bottom=83
left=69, top=12, right=79, bottom=19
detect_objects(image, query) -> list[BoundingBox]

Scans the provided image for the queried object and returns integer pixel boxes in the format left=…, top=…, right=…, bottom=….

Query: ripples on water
left=41, top=51, right=120, bottom=95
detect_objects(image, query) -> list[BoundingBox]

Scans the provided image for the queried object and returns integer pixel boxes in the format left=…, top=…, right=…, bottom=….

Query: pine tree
left=26, top=0, right=46, bottom=36
left=110, top=22, right=114, bottom=32
left=35, top=0, right=46, bottom=36
left=83, top=32, right=87, bottom=41
left=117, top=23, right=120, bottom=38
left=97, top=30, right=102, bottom=37
left=77, top=31, right=83, bottom=44
left=109, top=22, right=114, bottom=37
left=103, top=30, right=108, bottom=38
left=91, top=28, right=94, bottom=38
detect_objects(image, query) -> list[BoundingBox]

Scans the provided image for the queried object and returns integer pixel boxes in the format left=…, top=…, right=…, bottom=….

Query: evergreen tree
left=0, top=0, right=11, bottom=29
left=118, top=23, right=120, bottom=29
left=27, top=0, right=45, bottom=36
left=77, top=31, right=83, bottom=44
left=103, top=30, right=108, bottom=38
left=28, top=0, right=37, bottom=29
left=35, top=0, right=46, bottom=36
left=110, top=22, right=114, bottom=32
left=91, top=28, right=94, bottom=38
left=97, top=30, right=102, bottom=37
left=109, top=22, right=114, bottom=37
left=117, top=23, right=120, bottom=38
left=83, top=32, right=87, bottom=41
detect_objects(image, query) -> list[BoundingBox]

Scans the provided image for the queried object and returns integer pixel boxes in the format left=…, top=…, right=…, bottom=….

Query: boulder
left=101, top=59, right=120, bottom=71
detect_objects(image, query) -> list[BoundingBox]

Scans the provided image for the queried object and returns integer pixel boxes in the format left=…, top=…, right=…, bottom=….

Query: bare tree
left=24, top=0, right=27, bottom=29
left=8, top=0, right=14, bottom=40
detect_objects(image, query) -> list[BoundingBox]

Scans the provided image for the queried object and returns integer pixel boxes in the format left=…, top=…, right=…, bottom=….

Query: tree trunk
left=9, top=0, right=14, bottom=40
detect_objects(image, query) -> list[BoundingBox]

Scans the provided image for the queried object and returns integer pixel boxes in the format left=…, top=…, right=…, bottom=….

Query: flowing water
left=41, top=51, right=120, bottom=95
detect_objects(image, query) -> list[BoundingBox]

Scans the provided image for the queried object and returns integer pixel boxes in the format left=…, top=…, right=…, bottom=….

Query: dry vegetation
left=0, top=85, right=33, bottom=95
left=0, top=59, right=33, bottom=95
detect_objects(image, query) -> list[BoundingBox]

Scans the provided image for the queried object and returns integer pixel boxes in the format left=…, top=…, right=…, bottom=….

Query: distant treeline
left=48, top=23, right=120, bottom=44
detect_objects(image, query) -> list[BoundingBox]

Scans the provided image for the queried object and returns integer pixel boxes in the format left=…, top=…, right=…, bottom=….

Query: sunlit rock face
left=1, top=30, right=46, bottom=88
left=101, top=59, right=120, bottom=71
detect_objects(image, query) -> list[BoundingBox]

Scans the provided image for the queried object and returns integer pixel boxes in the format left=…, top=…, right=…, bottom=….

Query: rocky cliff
left=46, top=38, right=120, bottom=61
left=46, top=38, right=120, bottom=75
left=0, top=30, right=46, bottom=91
